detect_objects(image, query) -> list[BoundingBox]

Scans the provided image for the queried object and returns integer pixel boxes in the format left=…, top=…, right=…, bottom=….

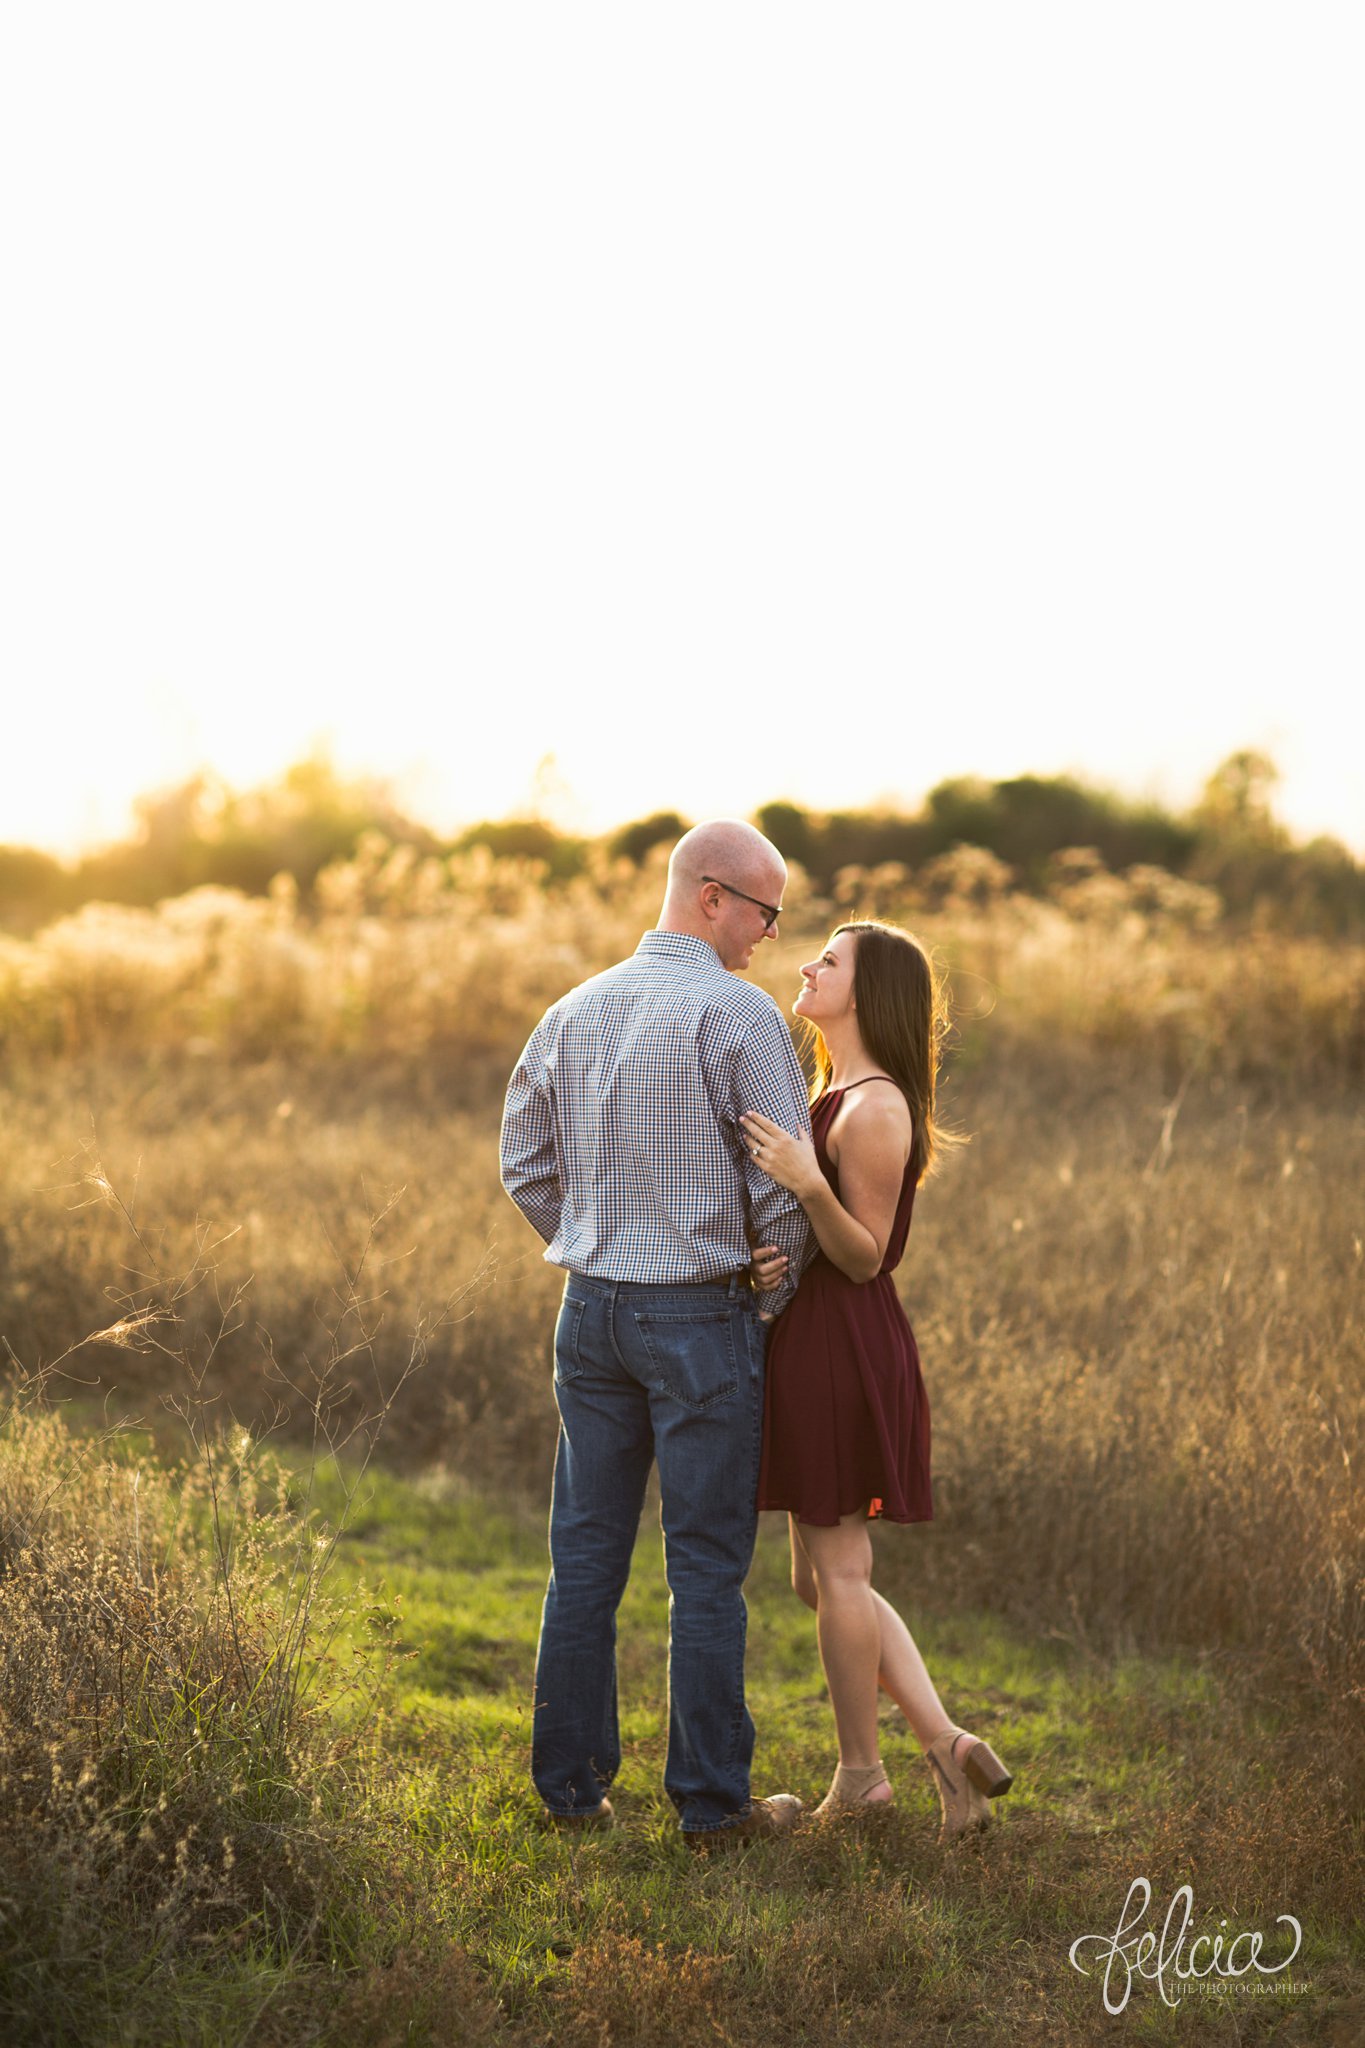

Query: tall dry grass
left=0, top=847, right=1360, bottom=1741
left=0, top=1209, right=469, bottom=2045
left=897, top=1044, right=1362, bottom=1706
left=1, top=835, right=1361, bottom=1084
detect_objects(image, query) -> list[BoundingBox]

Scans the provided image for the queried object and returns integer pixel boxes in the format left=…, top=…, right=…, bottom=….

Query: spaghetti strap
left=811, top=1075, right=900, bottom=1111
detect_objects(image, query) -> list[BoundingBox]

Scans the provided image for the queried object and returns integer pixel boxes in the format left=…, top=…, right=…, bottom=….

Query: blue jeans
left=532, top=1272, right=768, bottom=1833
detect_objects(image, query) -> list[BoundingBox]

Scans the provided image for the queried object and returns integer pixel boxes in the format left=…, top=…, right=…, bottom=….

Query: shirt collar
left=634, top=929, right=726, bottom=970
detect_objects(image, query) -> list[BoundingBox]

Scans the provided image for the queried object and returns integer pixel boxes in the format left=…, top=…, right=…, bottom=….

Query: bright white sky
left=3, top=4, right=1362, bottom=857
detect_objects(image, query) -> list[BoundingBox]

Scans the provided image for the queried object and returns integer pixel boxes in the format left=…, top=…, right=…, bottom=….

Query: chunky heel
left=961, top=1740, right=1013, bottom=1798
left=924, top=1726, right=1014, bottom=1844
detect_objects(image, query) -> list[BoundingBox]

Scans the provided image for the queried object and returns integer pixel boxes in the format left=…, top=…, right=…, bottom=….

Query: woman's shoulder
left=838, top=1075, right=911, bottom=1122
left=827, top=1077, right=913, bottom=1161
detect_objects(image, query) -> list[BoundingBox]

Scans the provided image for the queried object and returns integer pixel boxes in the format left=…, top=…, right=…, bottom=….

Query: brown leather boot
left=686, top=1793, right=804, bottom=1850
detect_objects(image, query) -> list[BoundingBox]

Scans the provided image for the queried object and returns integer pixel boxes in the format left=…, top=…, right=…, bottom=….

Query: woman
left=742, top=919, right=1013, bottom=1840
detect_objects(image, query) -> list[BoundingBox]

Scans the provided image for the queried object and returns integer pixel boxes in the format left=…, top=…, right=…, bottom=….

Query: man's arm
left=730, top=1007, right=814, bottom=1316
left=498, top=1022, right=562, bottom=1246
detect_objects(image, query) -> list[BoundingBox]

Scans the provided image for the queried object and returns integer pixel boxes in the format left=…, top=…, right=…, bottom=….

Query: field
left=1, top=849, right=1362, bottom=2042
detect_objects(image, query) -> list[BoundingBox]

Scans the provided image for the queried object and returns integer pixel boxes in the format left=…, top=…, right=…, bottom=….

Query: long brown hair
left=806, top=920, right=956, bottom=1185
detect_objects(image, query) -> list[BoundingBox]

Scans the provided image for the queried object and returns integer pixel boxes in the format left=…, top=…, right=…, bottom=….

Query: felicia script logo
left=1069, top=1878, right=1304, bottom=2013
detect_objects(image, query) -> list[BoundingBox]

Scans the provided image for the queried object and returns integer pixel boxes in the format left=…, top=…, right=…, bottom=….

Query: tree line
left=2, top=749, right=1360, bottom=936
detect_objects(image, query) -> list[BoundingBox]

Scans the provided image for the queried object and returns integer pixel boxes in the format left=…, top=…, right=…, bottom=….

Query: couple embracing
left=499, top=820, right=1013, bottom=1846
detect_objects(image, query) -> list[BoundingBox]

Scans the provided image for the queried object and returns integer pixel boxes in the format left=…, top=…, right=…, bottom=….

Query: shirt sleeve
left=729, top=1007, right=815, bottom=1315
left=499, top=1020, right=562, bottom=1247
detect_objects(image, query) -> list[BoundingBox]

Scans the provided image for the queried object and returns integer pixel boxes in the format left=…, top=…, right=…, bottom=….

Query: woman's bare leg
left=789, top=1518, right=1011, bottom=1836
left=793, top=1513, right=888, bottom=1780
left=867, top=1590, right=953, bottom=1748
left=789, top=1515, right=953, bottom=1753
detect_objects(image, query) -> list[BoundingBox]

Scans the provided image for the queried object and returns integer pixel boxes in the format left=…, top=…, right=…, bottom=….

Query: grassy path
left=316, top=1467, right=1362, bottom=2046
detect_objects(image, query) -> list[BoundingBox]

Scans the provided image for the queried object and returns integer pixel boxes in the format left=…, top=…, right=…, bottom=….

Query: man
left=499, top=819, right=813, bottom=1844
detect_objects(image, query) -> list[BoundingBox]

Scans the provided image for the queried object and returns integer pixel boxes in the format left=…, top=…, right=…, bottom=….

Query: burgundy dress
left=757, top=1081, right=933, bottom=1526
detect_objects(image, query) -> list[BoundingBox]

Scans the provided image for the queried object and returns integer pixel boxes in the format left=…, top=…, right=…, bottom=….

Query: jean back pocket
left=632, top=1310, right=740, bottom=1412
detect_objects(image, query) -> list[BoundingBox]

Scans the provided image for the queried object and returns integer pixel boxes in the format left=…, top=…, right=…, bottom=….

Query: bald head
left=659, top=819, right=788, bottom=971
left=666, top=820, right=785, bottom=899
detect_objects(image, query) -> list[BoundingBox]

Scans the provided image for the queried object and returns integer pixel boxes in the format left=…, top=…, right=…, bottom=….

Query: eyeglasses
left=701, top=875, right=782, bottom=932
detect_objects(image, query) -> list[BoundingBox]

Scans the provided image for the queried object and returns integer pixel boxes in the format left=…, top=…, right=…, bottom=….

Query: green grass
left=5, top=1404, right=1360, bottom=2043
left=296, top=1463, right=1364, bottom=2046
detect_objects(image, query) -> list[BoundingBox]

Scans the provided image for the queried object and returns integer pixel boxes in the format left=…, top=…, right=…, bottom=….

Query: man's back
left=500, top=929, right=809, bottom=1309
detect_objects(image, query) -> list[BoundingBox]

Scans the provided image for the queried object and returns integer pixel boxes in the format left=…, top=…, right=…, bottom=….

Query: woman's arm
left=740, top=1091, right=910, bottom=1284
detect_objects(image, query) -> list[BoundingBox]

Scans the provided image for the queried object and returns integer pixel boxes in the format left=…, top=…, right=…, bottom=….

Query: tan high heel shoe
left=924, top=1726, right=1013, bottom=1843
left=812, top=1759, right=894, bottom=1821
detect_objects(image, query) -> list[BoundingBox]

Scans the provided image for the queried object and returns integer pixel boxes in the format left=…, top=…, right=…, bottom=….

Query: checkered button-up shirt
left=499, top=929, right=813, bottom=1315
